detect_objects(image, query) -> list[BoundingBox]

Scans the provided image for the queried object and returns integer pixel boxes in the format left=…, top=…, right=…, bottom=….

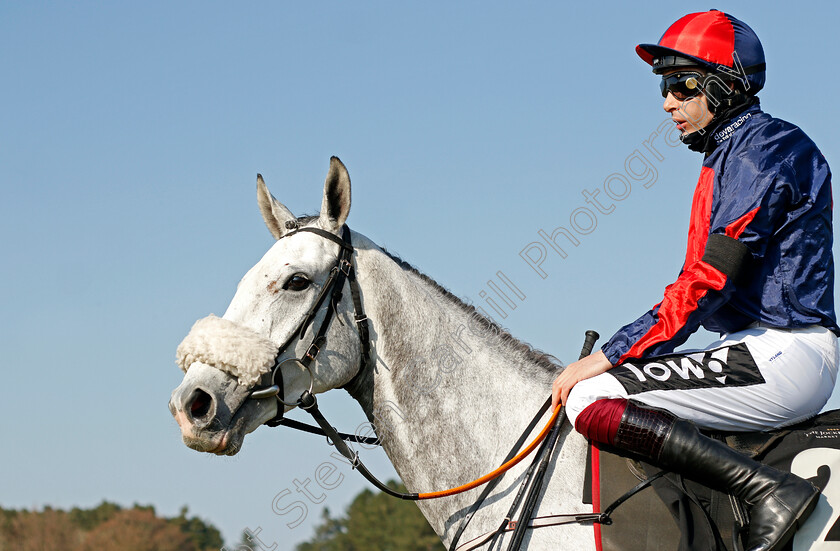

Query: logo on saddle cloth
left=612, top=343, right=765, bottom=395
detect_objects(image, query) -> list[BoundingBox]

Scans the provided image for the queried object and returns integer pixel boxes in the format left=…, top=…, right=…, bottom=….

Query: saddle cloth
left=585, top=409, right=840, bottom=551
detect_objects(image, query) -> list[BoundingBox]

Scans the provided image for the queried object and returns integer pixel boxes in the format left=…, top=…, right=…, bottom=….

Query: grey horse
left=170, top=157, right=594, bottom=550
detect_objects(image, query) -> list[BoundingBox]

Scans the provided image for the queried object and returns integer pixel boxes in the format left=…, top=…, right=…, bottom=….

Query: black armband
left=701, top=233, right=751, bottom=283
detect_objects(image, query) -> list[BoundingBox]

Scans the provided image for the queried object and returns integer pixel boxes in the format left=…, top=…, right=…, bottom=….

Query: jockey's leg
left=579, top=399, right=818, bottom=551
left=564, top=325, right=838, bottom=551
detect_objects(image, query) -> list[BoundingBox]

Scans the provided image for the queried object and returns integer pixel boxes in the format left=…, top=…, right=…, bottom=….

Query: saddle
left=586, top=409, right=840, bottom=551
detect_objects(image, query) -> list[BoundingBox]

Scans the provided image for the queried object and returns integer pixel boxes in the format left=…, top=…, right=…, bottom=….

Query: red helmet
left=636, top=10, right=766, bottom=95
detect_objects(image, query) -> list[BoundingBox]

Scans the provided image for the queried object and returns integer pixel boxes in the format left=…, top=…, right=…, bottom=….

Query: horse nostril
left=189, top=389, right=213, bottom=419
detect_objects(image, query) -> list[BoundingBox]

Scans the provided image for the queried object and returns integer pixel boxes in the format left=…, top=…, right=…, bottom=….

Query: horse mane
left=380, top=248, right=562, bottom=373
left=294, top=216, right=562, bottom=374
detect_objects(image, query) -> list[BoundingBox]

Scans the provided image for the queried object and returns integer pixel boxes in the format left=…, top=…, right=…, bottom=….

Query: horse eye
left=283, top=274, right=311, bottom=291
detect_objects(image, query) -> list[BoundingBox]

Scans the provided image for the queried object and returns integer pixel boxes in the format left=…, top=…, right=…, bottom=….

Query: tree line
left=0, top=481, right=443, bottom=550
left=294, top=481, right=443, bottom=551
left=0, top=501, right=222, bottom=551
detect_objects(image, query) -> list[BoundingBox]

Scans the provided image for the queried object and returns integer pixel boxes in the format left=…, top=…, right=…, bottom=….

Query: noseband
left=247, top=223, right=371, bottom=427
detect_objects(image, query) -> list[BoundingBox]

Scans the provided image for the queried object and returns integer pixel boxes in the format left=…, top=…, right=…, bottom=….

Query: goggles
left=660, top=72, right=704, bottom=100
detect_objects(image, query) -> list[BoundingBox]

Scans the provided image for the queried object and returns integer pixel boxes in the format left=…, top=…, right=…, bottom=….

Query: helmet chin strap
left=681, top=93, right=759, bottom=154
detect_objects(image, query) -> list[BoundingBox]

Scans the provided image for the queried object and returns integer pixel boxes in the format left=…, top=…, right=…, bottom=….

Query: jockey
left=553, top=10, right=839, bottom=551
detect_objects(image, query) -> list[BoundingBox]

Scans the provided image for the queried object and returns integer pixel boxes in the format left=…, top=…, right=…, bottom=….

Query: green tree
left=168, top=505, right=224, bottom=550
left=296, top=508, right=349, bottom=551
left=296, top=481, right=443, bottom=551
left=68, top=501, right=122, bottom=531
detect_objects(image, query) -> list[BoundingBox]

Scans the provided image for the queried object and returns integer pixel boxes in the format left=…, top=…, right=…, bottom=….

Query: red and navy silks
left=601, top=105, right=838, bottom=366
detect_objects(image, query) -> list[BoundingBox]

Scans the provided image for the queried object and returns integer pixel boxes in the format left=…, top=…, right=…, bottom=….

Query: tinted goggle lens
left=660, top=73, right=703, bottom=100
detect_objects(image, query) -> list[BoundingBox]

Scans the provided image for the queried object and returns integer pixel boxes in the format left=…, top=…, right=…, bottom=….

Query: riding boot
left=613, top=401, right=820, bottom=551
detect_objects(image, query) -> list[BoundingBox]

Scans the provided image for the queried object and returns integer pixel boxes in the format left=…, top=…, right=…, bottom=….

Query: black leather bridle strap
left=261, top=225, right=374, bottom=434
left=261, top=225, right=353, bottom=426
left=339, top=226, right=371, bottom=390
left=448, top=397, right=551, bottom=550
left=277, top=417, right=380, bottom=446
left=286, top=225, right=354, bottom=251
left=298, top=228, right=356, bottom=355
left=297, top=266, right=344, bottom=343
left=452, top=332, right=599, bottom=550
left=453, top=471, right=669, bottom=551
left=297, top=389, right=419, bottom=500
left=348, top=273, right=371, bottom=369
left=293, top=226, right=370, bottom=375
left=505, top=409, right=567, bottom=550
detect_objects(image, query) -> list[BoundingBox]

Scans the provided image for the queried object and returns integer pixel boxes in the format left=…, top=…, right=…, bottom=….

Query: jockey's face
left=662, top=69, right=715, bottom=136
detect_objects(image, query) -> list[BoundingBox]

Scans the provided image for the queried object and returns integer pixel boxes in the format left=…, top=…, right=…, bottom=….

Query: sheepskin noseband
left=176, top=315, right=277, bottom=387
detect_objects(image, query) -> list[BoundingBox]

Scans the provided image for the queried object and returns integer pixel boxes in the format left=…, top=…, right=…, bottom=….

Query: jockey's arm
left=551, top=350, right=613, bottom=410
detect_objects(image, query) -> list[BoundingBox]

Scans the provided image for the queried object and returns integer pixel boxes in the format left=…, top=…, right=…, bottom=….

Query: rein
left=245, top=225, right=657, bottom=548
left=247, top=222, right=566, bottom=499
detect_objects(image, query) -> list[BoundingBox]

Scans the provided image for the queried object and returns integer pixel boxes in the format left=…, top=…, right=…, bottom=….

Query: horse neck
left=349, top=237, right=558, bottom=491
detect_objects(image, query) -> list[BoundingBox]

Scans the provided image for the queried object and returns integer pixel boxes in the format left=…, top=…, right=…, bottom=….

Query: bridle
left=242, top=225, right=657, bottom=550
left=247, top=223, right=372, bottom=427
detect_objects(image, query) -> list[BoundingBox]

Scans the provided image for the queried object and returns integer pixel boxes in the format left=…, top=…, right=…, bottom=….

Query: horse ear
left=257, top=174, right=296, bottom=240
left=318, top=156, right=351, bottom=232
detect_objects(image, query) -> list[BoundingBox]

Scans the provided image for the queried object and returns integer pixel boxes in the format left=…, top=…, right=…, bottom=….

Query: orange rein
left=416, top=404, right=561, bottom=500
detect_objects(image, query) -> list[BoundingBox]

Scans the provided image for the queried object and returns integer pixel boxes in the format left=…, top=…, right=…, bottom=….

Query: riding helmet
left=636, top=10, right=766, bottom=95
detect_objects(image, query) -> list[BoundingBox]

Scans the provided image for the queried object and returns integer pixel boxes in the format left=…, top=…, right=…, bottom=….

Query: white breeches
left=566, top=325, right=840, bottom=432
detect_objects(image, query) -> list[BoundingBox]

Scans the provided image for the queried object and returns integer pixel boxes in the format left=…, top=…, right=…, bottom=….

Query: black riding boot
left=614, top=401, right=820, bottom=551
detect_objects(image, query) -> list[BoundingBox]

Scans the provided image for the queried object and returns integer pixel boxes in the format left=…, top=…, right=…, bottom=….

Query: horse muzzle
left=169, top=362, right=276, bottom=454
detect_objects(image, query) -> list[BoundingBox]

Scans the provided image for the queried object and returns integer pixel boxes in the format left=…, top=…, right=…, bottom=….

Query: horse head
left=169, top=157, right=364, bottom=455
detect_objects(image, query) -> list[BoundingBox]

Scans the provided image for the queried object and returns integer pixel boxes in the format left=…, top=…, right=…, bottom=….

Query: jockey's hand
left=551, top=350, right=613, bottom=411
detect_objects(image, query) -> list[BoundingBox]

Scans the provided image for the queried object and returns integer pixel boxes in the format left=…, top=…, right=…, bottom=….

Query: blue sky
left=2, top=2, right=839, bottom=549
